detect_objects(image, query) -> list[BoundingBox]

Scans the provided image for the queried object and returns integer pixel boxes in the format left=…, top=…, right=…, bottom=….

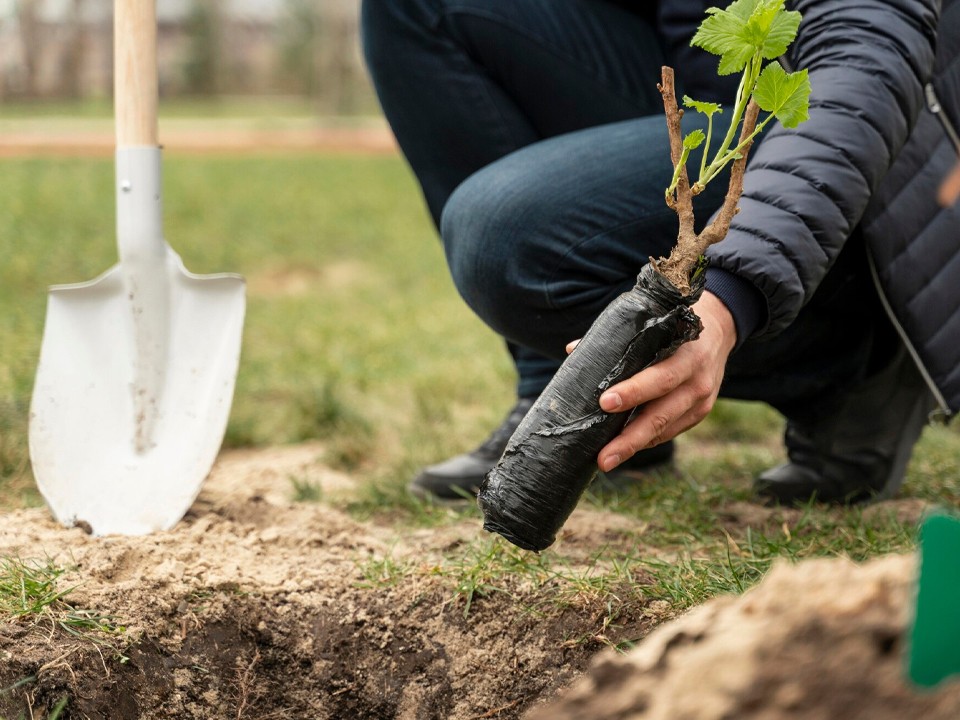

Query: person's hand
left=570, top=291, right=738, bottom=472
left=940, top=160, right=960, bottom=206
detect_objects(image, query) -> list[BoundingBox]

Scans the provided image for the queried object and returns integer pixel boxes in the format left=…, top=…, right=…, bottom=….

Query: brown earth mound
left=530, top=552, right=960, bottom=720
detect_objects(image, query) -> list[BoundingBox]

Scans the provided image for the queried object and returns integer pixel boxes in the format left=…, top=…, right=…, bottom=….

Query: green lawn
left=0, top=154, right=515, bottom=507
left=1, top=153, right=958, bottom=608
left=0, top=96, right=366, bottom=120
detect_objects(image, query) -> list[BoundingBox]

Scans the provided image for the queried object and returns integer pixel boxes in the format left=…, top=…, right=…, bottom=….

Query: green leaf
left=683, top=129, right=706, bottom=150
left=742, top=1, right=782, bottom=49
left=725, top=0, right=764, bottom=23
left=692, top=0, right=760, bottom=75
left=683, top=95, right=723, bottom=117
left=692, top=0, right=802, bottom=74
left=753, top=61, right=811, bottom=128
left=760, top=7, right=801, bottom=59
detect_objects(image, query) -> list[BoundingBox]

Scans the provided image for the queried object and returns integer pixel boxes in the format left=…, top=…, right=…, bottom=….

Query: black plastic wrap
left=477, top=264, right=705, bottom=552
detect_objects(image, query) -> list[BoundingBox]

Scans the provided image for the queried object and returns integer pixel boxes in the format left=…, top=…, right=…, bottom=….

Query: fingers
left=565, top=339, right=581, bottom=355
left=598, top=391, right=710, bottom=472
left=594, top=291, right=737, bottom=472
left=598, top=348, right=694, bottom=413
left=595, top=337, right=727, bottom=470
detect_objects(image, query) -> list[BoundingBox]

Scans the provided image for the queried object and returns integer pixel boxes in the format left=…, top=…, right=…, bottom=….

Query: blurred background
left=0, top=0, right=522, bottom=510
left=0, top=3, right=957, bottom=627
left=0, top=0, right=374, bottom=114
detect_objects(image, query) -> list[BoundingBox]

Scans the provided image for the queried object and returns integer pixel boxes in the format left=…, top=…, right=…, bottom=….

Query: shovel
left=28, top=0, right=245, bottom=536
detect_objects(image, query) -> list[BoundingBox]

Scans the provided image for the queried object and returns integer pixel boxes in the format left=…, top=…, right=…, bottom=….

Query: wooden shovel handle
left=115, top=0, right=158, bottom=147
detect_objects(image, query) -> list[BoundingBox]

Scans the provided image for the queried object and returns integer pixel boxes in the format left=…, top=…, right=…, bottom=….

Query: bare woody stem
left=654, top=66, right=762, bottom=294
left=697, top=100, right=760, bottom=247
left=657, top=67, right=697, bottom=246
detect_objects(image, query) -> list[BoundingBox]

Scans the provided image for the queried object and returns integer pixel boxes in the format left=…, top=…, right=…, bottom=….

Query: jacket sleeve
left=705, top=0, right=939, bottom=340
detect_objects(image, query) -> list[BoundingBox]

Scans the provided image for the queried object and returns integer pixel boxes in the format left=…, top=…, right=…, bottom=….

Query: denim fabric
left=362, top=0, right=885, bottom=409
left=362, top=0, right=674, bottom=226
left=439, top=116, right=731, bottom=361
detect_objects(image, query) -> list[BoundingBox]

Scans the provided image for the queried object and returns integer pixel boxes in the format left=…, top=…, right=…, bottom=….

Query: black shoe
left=409, top=398, right=674, bottom=501
left=754, top=345, right=936, bottom=506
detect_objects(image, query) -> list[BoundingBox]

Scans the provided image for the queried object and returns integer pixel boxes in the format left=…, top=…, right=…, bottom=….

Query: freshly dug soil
left=529, top=552, right=960, bottom=720
left=1, top=444, right=949, bottom=719
left=0, top=444, right=661, bottom=720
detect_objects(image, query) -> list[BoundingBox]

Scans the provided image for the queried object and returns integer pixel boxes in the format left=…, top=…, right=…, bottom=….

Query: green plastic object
left=908, top=512, right=960, bottom=688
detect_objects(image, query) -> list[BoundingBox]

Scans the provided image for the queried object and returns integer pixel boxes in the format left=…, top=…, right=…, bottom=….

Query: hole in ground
left=0, top=583, right=655, bottom=719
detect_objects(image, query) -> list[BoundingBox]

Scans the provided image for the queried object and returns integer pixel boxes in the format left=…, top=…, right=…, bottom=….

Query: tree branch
left=654, top=98, right=761, bottom=294
left=657, top=66, right=696, bottom=240
left=697, top=99, right=761, bottom=248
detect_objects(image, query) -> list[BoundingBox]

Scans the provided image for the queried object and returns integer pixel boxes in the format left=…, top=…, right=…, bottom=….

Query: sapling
left=477, top=0, right=812, bottom=552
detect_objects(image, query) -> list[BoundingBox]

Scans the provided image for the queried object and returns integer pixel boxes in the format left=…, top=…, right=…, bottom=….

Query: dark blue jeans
left=361, top=0, right=886, bottom=419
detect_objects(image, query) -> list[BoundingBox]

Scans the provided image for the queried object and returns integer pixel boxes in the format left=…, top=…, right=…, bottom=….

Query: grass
left=0, top=96, right=380, bottom=123
left=289, top=474, right=324, bottom=503
left=354, top=546, right=413, bottom=589
left=0, top=556, right=75, bottom=619
left=0, top=556, right=121, bottom=638
left=1, top=150, right=958, bottom=636
left=0, top=154, right=514, bottom=507
left=0, top=557, right=123, bottom=718
left=356, top=535, right=651, bottom=627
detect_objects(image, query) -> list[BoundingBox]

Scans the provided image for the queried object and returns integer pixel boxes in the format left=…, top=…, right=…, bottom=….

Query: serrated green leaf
left=726, top=0, right=764, bottom=22
left=753, top=62, right=811, bottom=128
left=693, top=0, right=801, bottom=74
left=683, top=95, right=723, bottom=116
left=683, top=129, right=706, bottom=150
left=743, top=1, right=781, bottom=48
left=760, top=8, right=801, bottom=58
left=692, top=0, right=760, bottom=75
left=716, top=47, right=756, bottom=76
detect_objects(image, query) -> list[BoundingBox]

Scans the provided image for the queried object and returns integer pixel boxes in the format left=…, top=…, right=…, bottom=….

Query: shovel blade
left=29, top=261, right=245, bottom=536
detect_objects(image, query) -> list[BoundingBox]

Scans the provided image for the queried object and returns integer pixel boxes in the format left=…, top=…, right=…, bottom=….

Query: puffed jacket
left=682, top=0, right=960, bottom=417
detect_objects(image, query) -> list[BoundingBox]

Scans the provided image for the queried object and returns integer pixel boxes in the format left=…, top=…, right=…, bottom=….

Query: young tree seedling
left=656, top=0, right=811, bottom=292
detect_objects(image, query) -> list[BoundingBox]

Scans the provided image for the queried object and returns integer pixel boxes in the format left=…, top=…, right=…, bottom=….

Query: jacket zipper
left=867, top=252, right=953, bottom=423
left=864, top=82, right=957, bottom=423
left=926, top=82, right=960, bottom=155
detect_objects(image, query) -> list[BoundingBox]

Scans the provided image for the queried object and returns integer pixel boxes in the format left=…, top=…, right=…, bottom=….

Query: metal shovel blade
left=29, top=148, right=245, bottom=535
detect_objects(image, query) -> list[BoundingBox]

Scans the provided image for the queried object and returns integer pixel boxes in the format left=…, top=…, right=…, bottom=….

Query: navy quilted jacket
left=689, top=0, right=960, bottom=416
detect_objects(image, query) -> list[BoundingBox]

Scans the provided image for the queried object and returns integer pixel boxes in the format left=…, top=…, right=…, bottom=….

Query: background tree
left=182, top=0, right=223, bottom=96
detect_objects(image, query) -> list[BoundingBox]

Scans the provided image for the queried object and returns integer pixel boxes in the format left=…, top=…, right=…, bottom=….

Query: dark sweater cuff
left=704, top=268, right=766, bottom=350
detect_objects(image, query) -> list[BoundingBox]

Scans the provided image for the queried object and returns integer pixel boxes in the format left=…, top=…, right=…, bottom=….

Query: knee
left=441, top=164, right=545, bottom=337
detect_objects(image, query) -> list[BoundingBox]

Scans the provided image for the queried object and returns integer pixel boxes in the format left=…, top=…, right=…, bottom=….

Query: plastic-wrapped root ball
left=477, top=262, right=705, bottom=552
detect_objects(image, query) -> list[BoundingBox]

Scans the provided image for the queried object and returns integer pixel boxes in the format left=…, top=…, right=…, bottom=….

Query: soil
left=0, top=445, right=952, bottom=719
left=532, top=553, right=960, bottom=720
left=6, top=113, right=956, bottom=720
left=0, top=445, right=663, bottom=720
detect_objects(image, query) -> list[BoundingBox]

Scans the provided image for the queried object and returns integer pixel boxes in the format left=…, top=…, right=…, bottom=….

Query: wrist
left=695, top=291, right=737, bottom=356
left=704, top=267, right=765, bottom=347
